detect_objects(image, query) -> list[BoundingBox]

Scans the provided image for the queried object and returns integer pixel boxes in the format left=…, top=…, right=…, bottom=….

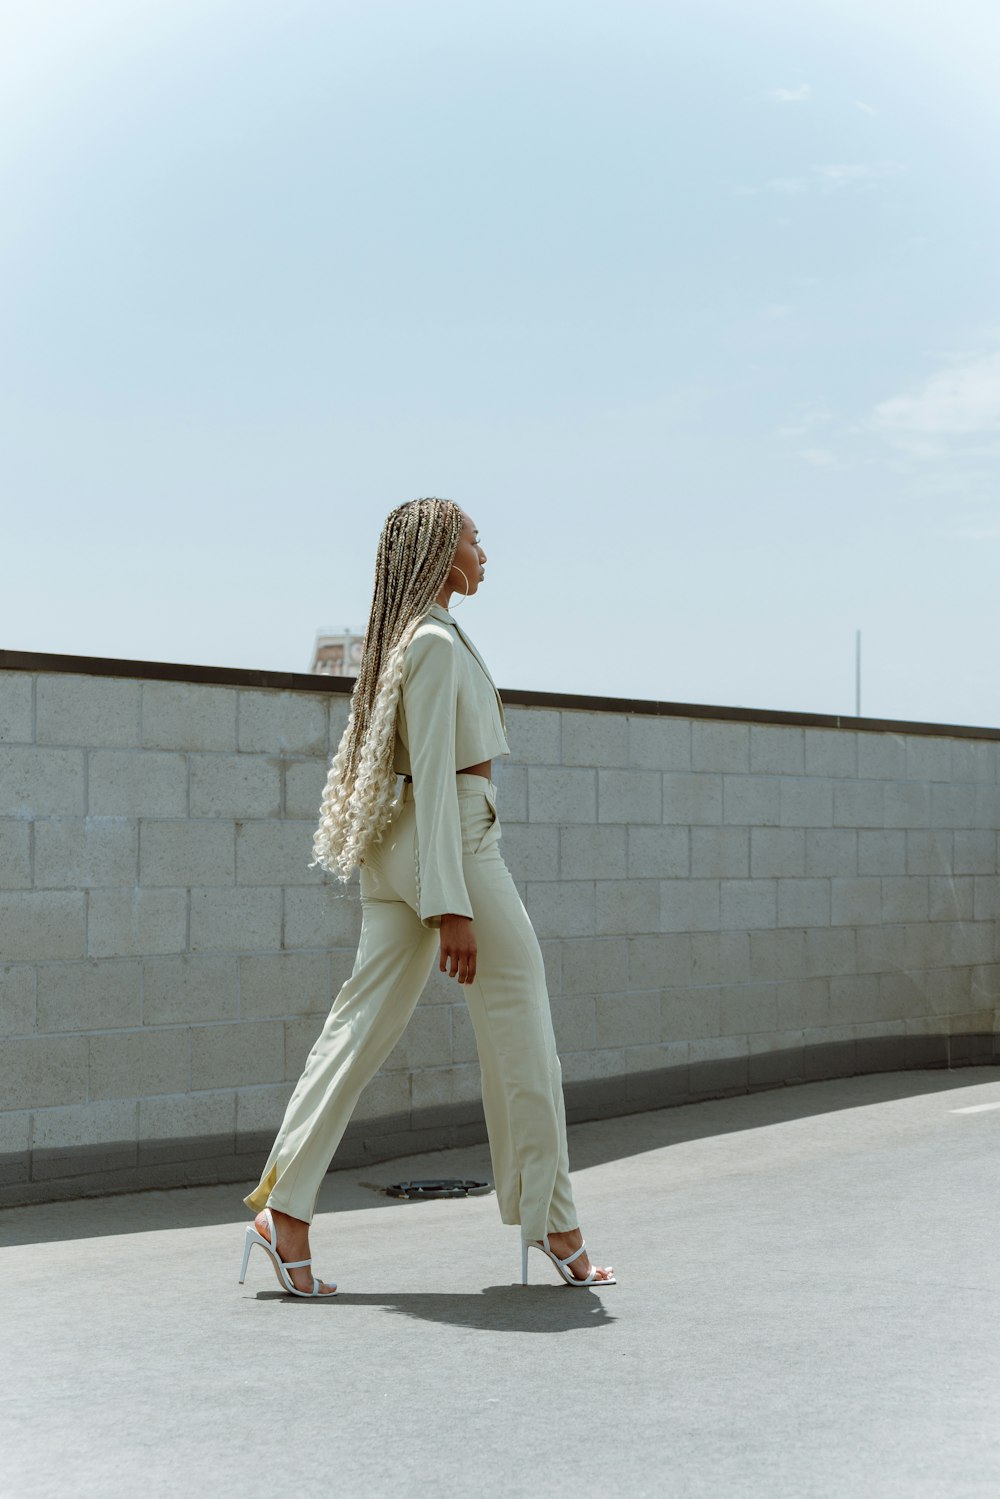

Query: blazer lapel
left=449, top=617, right=507, bottom=729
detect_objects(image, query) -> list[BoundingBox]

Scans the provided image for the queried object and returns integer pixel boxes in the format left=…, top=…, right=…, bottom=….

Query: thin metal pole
left=855, top=629, right=861, bottom=716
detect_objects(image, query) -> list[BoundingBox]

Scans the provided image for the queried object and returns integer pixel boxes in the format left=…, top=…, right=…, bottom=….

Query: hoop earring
left=449, top=565, right=470, bottom=609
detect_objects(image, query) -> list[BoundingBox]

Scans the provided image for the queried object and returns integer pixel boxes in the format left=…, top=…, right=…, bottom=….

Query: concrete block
left=906, top=830, right=954, bottom=875
left=523, top=880, right=595, bottom=938
left=88, top=887, right=187, bottom=957
left=0, top=672, right=32, bottom=744
left=527, top=767, right=596, bottom=823
left=237, top=689, right=328, bottom=755
left=562, top=936, right=628, bottom=995
left=691, top=720, right=749, bottom=772
left=720, top=981, right=778, bottom=1035
left=720, top=879, right=777, bottom=930
left=451, top=1005, right=478, bottom=1064
left=803, top=926, right=856, bottom=977
left=883, top=781, right=930, bottom=829
left=0, top=964, right=35, bottom=1035
left=596, top=878, right=659, bottom=935
left=561, top=824, right=626, bottom=879
left=283, top=886, right=362, bottom=949
left=929, top=876, right=974, bottom=922
left=595, top=992, right=660, bottom=1048
left=750, top=827, right=804, bottom=878
left=282, top=1014, right=327, bottom=1077
left=559, top=1046, right=627, bottom=1086
left=189, top=753, right=281, bottom=819
left=493, top=762, right=528, bottom=821
left=804, top=829, right=857, bottom=877
left=690, top=931, right=751, bottom=985
left=930, top=783, right=976, bottom=829
left=31, top=1098, right=137, bottom=1151
left=88, top=1027, right=191, bottom=1100
left=905, top=735, right=953, bottom=783
left=833, top=779, right=884, bottom=829
left=142, top=954, right=239, bottom=1025
left=971, top=963, right=1000, bottom=1007
left=828, top=973, right=881, bottom=1025
left=660, top=878, right=720, bottom=933
left=830, top=876, right=883, bottom=926
left=855, top=923, right=907, bottom=973
left=88, top=751, right=187, bottom=817
left=235, top=1082, right=291, bottom=1137
left=749, top=928, right=806, bottom=982
left=664, top=772, right=723, bottom=825
left=190, top=1020, right=285, bottom=1090
left=139, top=819, right=234, bottom=886
left=505, top=708, right=561, bottom=765
left=750, top=726, right=804, bottom=775
left=285, top=758, right=328, bottom=819
left=140, top=1090, right=237, bottom=1157
left=628, top=716, right=691, bottom=770
left=190, top=887, right=281, bottom=952
left=408, top=1065, right=478, bottom=1119
left=37, top=957, right=140, bottom=1032
left=628, top=933, right=694, bottom=989
left=35, top=816, right=138, bottom=889
left=0, top=746, right=84, bottom=816
left=777, top=878, right=831, bottom=928
left=974, top=875, right=1000, bottom=921
left=561, top=711, right=627, bottom=767
left=549, top=995, right=598, bottom=1052
left=921, top=966, right=970, bottom=1017
left=950, top=737, right=996, bottom=783
left=953, top=830, right=997, bottom=875
left=632, top=821, right=689, bottom=875
left=974, top=783, right=1000, bottom=828
left=776, top=977, right=829, bottom=1028
left=804, top=729, right=857, bottom=778
left=858, top=830, right=907, bottom=876
left=779, top=776, right=833, bottom=828
left=598, top=769, right=661, bottom=824
left=876, top=971, right=930, bottom=1022
left=661, top=985, right=720, bottom=1041
left=900, top=920, right=952, bottom=968
left=0, top=820, right=30, bottom=887
left=141, top=680, right=237, bottom=751
left=0, top=1034, right=88, bottom=1109
left=382, top=1004, right=452, bottom=1070
left=236, top=820, right=322, bottom=885
left=239, top=950, right=334, bottom=1020
left=880, top=877, right=929, bottom=923
left=949, top=921, right=994, bottom=964
left=37, top=674, right=139, bottom=747
left=857, top=734, right=907, bottom=780
left=328, top=696, right=351, bottom=749
left=721, top=774, right=777, bottom=827
left=0, top=891, right=85, bottom=960
left=499, top=822, right=559, bottom=881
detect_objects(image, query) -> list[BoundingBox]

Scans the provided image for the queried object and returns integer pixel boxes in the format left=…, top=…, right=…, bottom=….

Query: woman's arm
left=401, top=628, right=474, bottom=929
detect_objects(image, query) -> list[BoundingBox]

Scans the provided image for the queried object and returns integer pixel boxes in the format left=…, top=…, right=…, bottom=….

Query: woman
left=239, top=498, right=615, bottom=1295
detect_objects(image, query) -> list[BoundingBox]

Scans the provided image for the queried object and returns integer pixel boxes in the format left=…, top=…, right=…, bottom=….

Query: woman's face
left=445, top=510, right=487, bottom=599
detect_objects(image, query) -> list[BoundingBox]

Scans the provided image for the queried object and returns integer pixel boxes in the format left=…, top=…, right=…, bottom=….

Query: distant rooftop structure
left=311, top=629, right=364, bottom=678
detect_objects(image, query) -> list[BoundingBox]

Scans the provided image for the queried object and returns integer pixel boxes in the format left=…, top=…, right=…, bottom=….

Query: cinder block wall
left=1, top=654, right=998, bottom=1207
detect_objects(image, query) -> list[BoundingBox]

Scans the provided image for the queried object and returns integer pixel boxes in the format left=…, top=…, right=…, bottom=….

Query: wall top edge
left=2, top=647, right=999, bottom=742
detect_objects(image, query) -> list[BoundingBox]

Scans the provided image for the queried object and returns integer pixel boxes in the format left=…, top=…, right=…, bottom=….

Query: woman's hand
left=439, top=913, right=477, bottom=984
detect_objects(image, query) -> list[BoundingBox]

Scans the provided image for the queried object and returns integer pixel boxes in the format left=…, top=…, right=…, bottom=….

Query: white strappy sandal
left=521, top=1233, right=616, bottom=1287
left=238, top=1207, right=338, bottom=1297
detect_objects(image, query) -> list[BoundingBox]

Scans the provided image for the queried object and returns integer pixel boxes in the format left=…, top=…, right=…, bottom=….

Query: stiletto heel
left=520, top=1232, right=616, bottom=1288
left=238, top=1207, right=338, bottom=1297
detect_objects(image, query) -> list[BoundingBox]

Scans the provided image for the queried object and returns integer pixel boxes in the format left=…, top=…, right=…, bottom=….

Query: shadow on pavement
left=242, top=1284, right=617, bottom=1333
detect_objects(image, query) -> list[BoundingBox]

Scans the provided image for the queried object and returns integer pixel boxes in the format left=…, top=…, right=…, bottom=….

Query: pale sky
left=3, top=0, right=1000, bottom=728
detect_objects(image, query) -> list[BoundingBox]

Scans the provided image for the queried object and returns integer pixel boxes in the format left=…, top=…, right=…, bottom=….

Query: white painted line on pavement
left=950, top=1102, right=1000, bottom=1113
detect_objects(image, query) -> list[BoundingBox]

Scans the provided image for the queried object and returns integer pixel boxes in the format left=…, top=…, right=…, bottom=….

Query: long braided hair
left=308, top=497, right=464, bottom=880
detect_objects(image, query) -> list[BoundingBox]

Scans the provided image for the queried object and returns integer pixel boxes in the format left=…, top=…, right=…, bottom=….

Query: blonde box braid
left=307, top=498, right=464, bottom=881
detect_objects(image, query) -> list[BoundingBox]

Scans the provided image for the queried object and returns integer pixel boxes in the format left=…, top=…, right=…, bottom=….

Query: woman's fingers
left=439, top=915, right=477, bottom=984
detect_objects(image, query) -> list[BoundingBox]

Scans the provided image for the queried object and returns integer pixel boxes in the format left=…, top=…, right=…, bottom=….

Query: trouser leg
left=242, top=885, right=437, bottom=1224
left=460, top=799, right=579, bottom=1241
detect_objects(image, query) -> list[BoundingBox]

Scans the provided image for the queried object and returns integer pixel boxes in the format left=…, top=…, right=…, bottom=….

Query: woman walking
left=239, top=498, right=615, bottom=1295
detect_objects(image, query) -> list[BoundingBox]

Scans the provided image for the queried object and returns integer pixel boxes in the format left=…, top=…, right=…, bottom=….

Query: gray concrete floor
left=3, top=1068, right=1000, bottom=1499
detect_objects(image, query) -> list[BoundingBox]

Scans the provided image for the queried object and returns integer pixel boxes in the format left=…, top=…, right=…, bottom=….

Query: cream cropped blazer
left=392, top=602, right=510, bottom=926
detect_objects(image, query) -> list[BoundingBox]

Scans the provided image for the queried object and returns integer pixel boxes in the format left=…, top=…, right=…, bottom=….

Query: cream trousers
left=242, top=774, right=579, bottom=1240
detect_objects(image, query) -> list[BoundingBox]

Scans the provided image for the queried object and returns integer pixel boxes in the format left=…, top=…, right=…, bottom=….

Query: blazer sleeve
left=400, top=628, right=474, bottom=928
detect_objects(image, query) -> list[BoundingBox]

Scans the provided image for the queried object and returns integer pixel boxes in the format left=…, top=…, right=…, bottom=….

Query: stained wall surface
left=1, top=654, right=998, bottom=1206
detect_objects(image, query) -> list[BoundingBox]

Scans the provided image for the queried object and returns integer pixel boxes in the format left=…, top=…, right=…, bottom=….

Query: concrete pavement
left=3, top=1067, right=1000, bottom=1499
